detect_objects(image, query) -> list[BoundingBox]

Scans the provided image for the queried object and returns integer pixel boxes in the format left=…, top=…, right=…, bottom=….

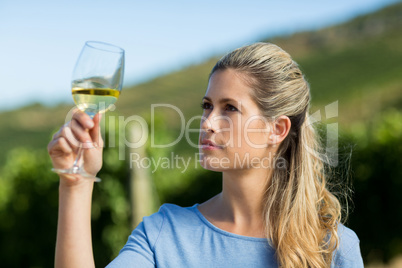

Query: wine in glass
left=52, top=41, right=125, bottom=181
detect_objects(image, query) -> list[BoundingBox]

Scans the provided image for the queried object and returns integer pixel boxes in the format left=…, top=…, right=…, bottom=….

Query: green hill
left=0, top=2, right=402, bottom=166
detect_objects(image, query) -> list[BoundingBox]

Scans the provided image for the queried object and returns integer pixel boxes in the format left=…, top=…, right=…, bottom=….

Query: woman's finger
left=48, top=137, right=73, bottom=155
left=71, top=109, right=94, bottom=130
left=52, top=122, right=69, bottom=140
left=70, top=118, right=93, bottom=144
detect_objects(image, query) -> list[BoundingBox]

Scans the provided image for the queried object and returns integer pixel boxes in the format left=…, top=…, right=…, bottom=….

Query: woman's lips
left=200, top=139, right=223, bottom=150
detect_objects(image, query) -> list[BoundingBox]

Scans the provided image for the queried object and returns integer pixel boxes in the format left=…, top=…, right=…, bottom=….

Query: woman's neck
left=198, top=167, right=272, bottom=238
left=220, top=168, right=271, bottom=224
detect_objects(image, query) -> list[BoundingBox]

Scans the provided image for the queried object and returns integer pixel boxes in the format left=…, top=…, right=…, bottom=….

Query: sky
left=0, top=0, right=399, bottom=111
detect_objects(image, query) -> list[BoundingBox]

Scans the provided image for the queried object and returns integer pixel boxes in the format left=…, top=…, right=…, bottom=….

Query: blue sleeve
left=106, top=206, right=166, bottom=268
left=332, top=225, right=364, bottom=268
left=334, top=240, right=364, bottom=267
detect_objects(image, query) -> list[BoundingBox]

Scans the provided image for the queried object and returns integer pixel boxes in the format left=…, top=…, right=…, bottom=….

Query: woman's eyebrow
left=202, top=96, right=241, bottom=106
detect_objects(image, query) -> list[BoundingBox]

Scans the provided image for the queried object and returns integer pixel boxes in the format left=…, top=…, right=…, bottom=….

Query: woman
left=48, top=42, right=364, bottom=267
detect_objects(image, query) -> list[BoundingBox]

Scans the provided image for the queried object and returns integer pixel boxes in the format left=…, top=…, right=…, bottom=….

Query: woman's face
left=198, top=69, right=274, bottom=171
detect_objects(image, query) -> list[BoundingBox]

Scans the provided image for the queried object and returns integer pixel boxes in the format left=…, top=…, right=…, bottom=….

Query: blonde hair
left=211, top=43, right=342, bottom=267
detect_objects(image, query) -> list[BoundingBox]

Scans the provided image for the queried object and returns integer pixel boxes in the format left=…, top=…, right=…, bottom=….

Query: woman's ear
left=268, top=115, right=291, bottom=145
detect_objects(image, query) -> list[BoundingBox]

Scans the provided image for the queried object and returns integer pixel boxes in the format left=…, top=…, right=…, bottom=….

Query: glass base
left=51, top=167, right=101, bottom=182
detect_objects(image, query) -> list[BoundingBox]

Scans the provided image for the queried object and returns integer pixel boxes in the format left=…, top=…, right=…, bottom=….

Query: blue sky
left=0, top=0, right=399, bottom=111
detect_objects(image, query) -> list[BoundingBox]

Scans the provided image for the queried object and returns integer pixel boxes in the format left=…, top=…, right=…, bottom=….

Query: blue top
left=106, top=203, right=364, bottom=267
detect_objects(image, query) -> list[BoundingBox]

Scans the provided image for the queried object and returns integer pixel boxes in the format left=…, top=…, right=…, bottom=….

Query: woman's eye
left=200, top=102, right=212, bottom=110
left=200, top=102, right=238, bottom=112
left=225, top=104, right=238, bottom=112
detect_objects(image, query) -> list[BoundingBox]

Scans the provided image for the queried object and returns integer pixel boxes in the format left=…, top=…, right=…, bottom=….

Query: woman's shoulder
left=333, top=224, right=364, bottom=267
left=142, top=203, right=200, bottom=229
left=152, top=202, right=199, bottom=219
left=337, top=224, right=359, bottom=246
left=159, top=202, right=198, bottom=214
left=131, top=203, right=201, bottom=249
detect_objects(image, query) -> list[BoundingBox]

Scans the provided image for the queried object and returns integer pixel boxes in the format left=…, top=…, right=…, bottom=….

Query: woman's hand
left=48, top=109, right=104, bottom=186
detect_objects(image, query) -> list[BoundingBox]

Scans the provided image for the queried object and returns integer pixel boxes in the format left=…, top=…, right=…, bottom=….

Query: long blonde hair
left=211, top=43, right=342, bottom=267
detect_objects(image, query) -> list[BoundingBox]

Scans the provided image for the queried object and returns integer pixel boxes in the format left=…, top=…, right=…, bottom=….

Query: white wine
left=72, top=88, right=120, bottom=117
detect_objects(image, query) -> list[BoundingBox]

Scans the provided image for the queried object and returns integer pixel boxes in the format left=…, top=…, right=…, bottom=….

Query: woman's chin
left=198, top=157, right=232, bottom=172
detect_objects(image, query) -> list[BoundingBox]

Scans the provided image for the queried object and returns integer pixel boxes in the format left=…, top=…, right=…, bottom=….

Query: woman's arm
left=55, top=178, right=95, bottom=268
left=48, top=110, right=103, bottom=268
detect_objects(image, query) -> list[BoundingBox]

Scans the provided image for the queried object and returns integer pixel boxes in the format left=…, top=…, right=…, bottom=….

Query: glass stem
left=72, top=143, right=84, bottom=172
left=72, top=112, right=94, bottom=173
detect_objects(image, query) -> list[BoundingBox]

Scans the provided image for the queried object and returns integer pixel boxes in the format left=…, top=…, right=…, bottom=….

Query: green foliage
left=0, top=134, right=132, bottom=267
left=0, top=103, right=72, bottom=166
left=299, top=40, right=402, bottom=106
left=0, top=148, right=59, bottom=267
left=346, top=109, right=402, bottom=263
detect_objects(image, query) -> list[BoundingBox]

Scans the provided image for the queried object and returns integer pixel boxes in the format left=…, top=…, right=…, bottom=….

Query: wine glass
left=51, top=41, right=125, bottom=182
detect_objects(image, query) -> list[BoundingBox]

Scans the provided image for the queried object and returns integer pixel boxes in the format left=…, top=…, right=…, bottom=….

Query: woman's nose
left=200, top=115, right=215, bottom=133
left=200, top=112, right=230, bottom=134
